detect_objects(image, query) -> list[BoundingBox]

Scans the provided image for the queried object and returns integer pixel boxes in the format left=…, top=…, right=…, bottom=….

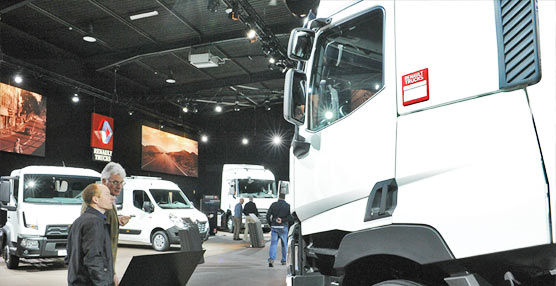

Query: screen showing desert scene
left=141, top=125, right=198, bottom=177
left=0, top=82, right=47, bottom=157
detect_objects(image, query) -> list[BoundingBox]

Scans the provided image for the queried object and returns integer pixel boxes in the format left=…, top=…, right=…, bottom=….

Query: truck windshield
left=150, top=189, right=193, bottom=209
left=238, top=179, right=276, bottom=198
left=23, top=175, right=98, bottom=204
left=308, top=8, right=384, bottom=131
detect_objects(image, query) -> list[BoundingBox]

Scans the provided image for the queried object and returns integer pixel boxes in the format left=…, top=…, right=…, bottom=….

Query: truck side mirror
left=0, top=180, right=10, bottom=204
left=284, top=69, right=307, bottom=126
left=143, top=201, right=154, bottom=213
left=288, top=28, right=315, bottom=61
left=278, top=181, right=290, bottom=195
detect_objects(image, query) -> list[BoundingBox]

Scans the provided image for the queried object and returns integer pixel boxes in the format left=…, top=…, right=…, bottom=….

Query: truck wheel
left=227, top=216, right=234, bottom=233
left=151, top=231, right=170, bottom=251
left=373, top=280, right=426, bottom=286
left=3, top=245, right=19, bottom=269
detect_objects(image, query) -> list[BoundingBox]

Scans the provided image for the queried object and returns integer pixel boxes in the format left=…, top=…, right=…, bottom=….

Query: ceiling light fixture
left=234, top=101, right=240, bottom=112
left=242, top=138, right=249, bottom=145
left=182, top=106, right=189, bottom=113
left=166, top=71, right=176, bottom=84
left=247, top=29, right=257, bottom=40
left=272, top=135, right=282, bottom=145
left=13, top=75, right=23, bottom=84
left=129, top=10, right=159, bottom=21
left=215, top=105, right=223, bottom=112
left=83, top=24, right=97, bottom=43
left=189, top=52, right=224, bottom=68
left=72, top=93, right=79, bottom=103
left=201, top=135, right=208, bottom=143
left=268, top=57, right=276, bottom=64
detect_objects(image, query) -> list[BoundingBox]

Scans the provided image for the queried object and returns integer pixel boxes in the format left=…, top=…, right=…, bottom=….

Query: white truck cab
left=283, top=0, right=555, bottom=285
left=219, top=164, right=278, bottom=232
left=0, top=166, right=100, bottom=269
left=117, top=176, right=209, bottom=251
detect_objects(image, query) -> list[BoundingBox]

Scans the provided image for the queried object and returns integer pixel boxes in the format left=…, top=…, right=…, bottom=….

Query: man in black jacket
left=242, top=196, right=259, bottom=241
left=67, top=183, right=116, bottom=286
left=266, top=193, right=291, bottom=267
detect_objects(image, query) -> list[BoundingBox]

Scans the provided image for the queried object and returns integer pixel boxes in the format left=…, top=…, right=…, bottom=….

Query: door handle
left=364, top=178, right=398, bottom=222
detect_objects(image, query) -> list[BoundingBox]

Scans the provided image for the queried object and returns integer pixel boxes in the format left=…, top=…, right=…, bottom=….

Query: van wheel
left=3, top=245, right=19, bottom=269
left=226, top=216, right=234, bottom=233
left=373, top=280, right=426, bottom=286
left=151, top=231, right=170, bottom=251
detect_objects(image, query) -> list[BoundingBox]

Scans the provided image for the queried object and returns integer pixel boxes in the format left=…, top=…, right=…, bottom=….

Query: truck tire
left=227, top=215, right=234, bottom=233
left=3, top=245, right=19, bottom=269
left=151, top=230, right=170, bottom=251
left=373, top=280, right=426, bottom=286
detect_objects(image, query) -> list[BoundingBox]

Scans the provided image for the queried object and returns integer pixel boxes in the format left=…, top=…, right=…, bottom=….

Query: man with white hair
left=81, top=162, right=130, bottom=285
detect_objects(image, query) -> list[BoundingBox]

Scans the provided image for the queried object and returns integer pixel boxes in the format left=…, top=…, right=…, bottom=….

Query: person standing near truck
left=242, top=196, right=259, bottom=241
left=81, top=162, right=130, bottom=285
left=266, top=193, right=291, bottom=267
left=67, top=184, right=116, bottom=286
left=232, top=198, right=244, bottom=240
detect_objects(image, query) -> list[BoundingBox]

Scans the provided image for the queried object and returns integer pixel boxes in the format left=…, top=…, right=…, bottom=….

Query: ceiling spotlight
left=182, top=106, right=189, bottom=113
left=72, top=93, right=79, bottom=103
left=13, top=75, right=23, bottom=84
left=272, top=135, right=282, bottom=145
left=242, top=138, right=249, bottom=145
left=192, top=106, right=199, bottom=113
left=160, top=124, right=164, bottom=129
left=166, top=71, right=176, bottom=84
left=128, top=109, right=135, bottom=116
left=268, top=57, right=276, bottom=64
left=201, top=135, right=208, bottom=143
left=215, top=105, right=222, bottom=112
left=247, top=29, right=257, bottom=40
left=234, top=101, right=240, bottom=112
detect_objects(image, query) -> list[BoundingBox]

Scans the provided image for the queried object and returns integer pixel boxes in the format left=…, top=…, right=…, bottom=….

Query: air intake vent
left=495, top=0, right=541, bottom=89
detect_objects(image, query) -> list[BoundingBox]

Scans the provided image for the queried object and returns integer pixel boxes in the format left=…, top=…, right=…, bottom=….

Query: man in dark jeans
left=266, top=193, right=291, bottom=267
left=242, top=196, right=259, bottom=241
left=67, top=184, right=116, bottom=286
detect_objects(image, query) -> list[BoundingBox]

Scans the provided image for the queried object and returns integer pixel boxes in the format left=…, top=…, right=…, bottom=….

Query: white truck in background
left=218, top=164, right=279, bottom=232
left=283, top=0, right=555, bottom=285
left=0, top=166, right=100, bottom=269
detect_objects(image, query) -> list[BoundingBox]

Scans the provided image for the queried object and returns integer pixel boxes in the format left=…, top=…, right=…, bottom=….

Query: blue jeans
left=269, top=226, right=288, bottom=262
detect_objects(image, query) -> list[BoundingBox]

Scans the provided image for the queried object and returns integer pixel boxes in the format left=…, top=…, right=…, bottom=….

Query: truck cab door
left=291, top=3, right=397, bottom=233
left=119, top=189, right=153, bottom=243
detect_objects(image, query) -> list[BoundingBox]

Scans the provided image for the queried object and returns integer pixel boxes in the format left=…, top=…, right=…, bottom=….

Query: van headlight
left=21, top=238, right=40, bottom=249
left=169, top=213, right=187, bottom=229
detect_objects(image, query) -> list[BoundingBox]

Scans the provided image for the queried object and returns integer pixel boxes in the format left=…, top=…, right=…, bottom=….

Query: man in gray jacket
left=67, top=183, right=116, bottom=286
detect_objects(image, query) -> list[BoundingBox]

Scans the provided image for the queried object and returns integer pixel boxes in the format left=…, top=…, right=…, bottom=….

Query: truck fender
left=334, top=224, right=454, bottom=270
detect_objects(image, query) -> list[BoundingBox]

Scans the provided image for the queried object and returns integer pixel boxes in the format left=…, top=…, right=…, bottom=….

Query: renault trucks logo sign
left=91, top=113, right=113, bottom=162
left=402, top=68, right=429, bottom=106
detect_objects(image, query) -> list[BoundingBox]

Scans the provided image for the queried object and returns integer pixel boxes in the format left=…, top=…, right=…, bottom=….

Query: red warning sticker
left=402, top=68, right=429, bottom=106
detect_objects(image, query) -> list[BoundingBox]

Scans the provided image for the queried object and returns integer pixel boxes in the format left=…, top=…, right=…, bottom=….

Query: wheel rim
left=227, top=217, right=233, bottom=231
left=153, top=234, right=166, bottom=249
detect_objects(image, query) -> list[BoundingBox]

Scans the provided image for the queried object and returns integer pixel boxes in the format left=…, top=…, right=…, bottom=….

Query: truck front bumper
left=16, top=235, right=67, bottom=258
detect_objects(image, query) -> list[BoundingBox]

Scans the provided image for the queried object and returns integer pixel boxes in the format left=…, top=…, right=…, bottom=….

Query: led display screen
left=141, top=125, right=198, bottom=177
left=0, top=82, right=46, bottom=157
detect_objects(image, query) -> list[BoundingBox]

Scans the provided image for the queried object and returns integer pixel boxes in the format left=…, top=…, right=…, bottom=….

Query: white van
left=117, top=176, right=209, bottom=251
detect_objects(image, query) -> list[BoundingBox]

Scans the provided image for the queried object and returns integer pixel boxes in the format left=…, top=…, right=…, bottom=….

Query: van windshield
left=23, top=174, right=99, bottom=204
left=238, top=179, right=276, bottom=198
left=150, top=189, right=193, bottom=209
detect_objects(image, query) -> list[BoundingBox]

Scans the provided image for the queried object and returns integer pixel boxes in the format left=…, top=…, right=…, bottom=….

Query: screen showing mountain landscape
left=141, top=125, right=198, bottom=177
left=0, top=82, right=47, bottom=157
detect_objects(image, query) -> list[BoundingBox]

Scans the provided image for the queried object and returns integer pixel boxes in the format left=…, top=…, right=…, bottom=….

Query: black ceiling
left=0, top=0, right=303, bottom=129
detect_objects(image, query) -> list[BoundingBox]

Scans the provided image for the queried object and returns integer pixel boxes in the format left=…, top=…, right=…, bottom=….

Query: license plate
left=58, top=249, right=67, bottom=256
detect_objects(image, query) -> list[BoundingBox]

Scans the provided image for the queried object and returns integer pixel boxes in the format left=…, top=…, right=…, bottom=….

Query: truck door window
left=133, top=190, right=151, bottom=211
left=308, top=8, right=384, bottom=131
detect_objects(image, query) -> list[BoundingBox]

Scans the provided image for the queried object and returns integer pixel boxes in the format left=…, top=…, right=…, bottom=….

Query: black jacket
left=266, top=199, right=291, bottom=227
left=243, top=201, right=259, bottom=216
left=66, top=207, right=114, bottom=286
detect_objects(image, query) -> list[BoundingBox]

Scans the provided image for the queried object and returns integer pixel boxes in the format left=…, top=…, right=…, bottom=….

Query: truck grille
left=258, top=210, right=268, bottom=225
left=46, top=225, right=70, bottom=238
